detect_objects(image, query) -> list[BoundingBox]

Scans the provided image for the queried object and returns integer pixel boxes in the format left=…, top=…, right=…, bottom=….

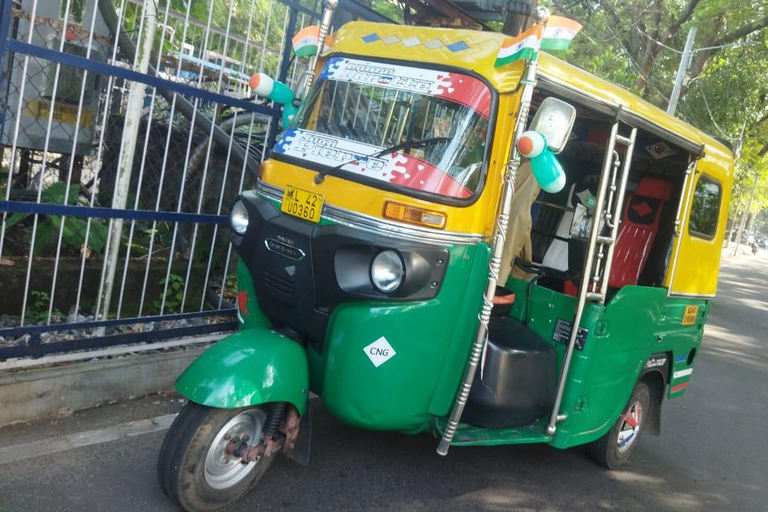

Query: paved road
left=1, top=251, right=767, bottom=512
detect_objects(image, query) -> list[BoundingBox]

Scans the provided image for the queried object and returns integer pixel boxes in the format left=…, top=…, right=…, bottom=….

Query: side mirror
left=530, top=97, right=576, bottom=154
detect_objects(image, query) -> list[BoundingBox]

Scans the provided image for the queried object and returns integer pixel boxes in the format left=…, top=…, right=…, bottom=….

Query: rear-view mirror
left=530, top=97, right=577, bottom=154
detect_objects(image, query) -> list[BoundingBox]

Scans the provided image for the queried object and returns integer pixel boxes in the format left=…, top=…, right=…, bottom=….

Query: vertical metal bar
left=599, top=129, right=636, bottom=299
left=199, top=0, right=260, bottom=311
left=374, top=88, right=384, bottom=140
left=217, top=117, right=262, bottom=310
left=264, top=5, right=293, bottom=154
left=159, top=0, right=217, bottom=315
left=0, top=0, right=38, bottom=263
left=97, top=0, right=157, bottom=321
left=48, top=0, right=104, bottom=323
left=420, top=101, right=431, bottom=139
left=544, top=120, right=621, bottom=436
left=302, top=0, right=337, bottom=98
left=181, top=0, right=237, bottom=312
left=21, top=0, right=73, bottom=326
left=437, top=56, right=539, bottom=456
left=363, top=86, right=373, bottom=132
left=289, top=13, right=306, bottom=89
left=94, top=0, right=131, bottom=320
left=276, top=7, right=293, bottom=82
left=117, top=0, right=174, bottom=318
left=352, top=84, right=363, bottom=129
left=75, top=82, right=121, bottom=318
left=138, top=0, right=196, bottom=317
left=381, top=90, right=398, bottom=146
left=258, top=0, right=274, bottom=73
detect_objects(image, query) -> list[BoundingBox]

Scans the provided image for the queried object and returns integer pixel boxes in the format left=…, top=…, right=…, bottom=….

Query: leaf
left=33, top=221, right=54, bottom=256
left=85, top=219, right=108, bottom=254
left=5, top=211, right=29, bottom=228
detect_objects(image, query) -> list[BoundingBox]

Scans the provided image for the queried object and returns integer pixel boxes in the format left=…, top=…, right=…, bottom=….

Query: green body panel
left=314, top=244, right=489, bottom=433
left=479, top=279, right=711, bottom=449
left=550, top=286, right=668, bottom=448
left=209, top=206, right=711, bottom=448
left=175, top=330, right=309, bottom=414
left=656, top=297, right=709, bottom=399
left=236, top=260, right=271, bottom=330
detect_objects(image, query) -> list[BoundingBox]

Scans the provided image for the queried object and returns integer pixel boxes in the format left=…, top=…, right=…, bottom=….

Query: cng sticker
left=363, top=337, right=396, bottom=368
left=682, top=305, right=699, bottom=325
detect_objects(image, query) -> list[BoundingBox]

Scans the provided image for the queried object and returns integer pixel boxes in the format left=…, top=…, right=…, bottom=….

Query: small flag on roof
left=540, top=16, right=582, bottom=51
left=292, top=25, right=333, bottom=58
left=495, top=25, right=543, bottom=67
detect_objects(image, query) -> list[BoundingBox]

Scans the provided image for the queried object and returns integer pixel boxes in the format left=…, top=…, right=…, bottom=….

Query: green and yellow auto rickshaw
left=157, top=7, right=734, bottom=511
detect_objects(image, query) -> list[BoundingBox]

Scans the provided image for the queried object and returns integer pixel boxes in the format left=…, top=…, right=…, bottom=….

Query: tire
left=157, top=402, right=276, bottom=512
left=589, top=382, right=651, bottom=469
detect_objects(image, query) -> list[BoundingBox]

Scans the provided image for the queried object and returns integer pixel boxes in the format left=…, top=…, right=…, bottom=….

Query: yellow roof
left=330, top=21, right=733, bottom=169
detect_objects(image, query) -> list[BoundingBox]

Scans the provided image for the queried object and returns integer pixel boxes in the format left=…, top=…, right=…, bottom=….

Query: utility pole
left=733, top=173, right=760, bottom=257
left=667, top=27, right=697, bottom=116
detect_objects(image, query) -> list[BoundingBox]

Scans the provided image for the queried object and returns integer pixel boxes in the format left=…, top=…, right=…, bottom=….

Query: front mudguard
left=176, top=329, right=309, bottom=415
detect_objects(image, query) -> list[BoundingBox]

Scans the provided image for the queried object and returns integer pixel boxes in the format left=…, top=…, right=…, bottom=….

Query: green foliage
left=372, top=0, right=404, bottom=23
left=5, top=182, right=108, bottom=256
left=152, top=274, right=186, bottom=313
left=26, top=291, right=63, bottom=324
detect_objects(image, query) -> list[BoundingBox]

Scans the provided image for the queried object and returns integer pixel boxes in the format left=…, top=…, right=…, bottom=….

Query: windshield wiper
left=314, top=136, right=449, bottom=184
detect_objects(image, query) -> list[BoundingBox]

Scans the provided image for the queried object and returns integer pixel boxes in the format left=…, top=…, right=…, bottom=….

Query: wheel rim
left=617, top=400, right=643, bottom=453
left=204, top=409, right=267, bottom=490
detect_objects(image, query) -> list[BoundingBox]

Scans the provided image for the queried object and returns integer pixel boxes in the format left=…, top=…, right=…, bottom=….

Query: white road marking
left=0, top=414, right=177, bottom=465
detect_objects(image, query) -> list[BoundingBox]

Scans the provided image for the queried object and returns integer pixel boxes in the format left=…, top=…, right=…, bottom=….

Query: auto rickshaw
left=157, top=6, right=734, bottom=511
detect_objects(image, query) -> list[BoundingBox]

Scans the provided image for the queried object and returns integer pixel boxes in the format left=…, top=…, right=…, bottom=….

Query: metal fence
left=0, top=0, right=391, bottom=362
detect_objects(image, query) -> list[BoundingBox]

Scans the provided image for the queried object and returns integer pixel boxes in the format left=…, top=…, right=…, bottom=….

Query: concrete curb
left=0, top=347, right=204, bottom=427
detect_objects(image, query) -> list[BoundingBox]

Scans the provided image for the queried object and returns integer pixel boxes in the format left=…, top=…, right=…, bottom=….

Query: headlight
left=230, top=200, right=249, bottom=235
left=370, top=250, right=404, bottom=294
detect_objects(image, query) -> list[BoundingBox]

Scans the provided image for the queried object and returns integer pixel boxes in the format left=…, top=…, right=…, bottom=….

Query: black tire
left=589, top=382, right=651, bottom=469
left=157, top=402, right=275, bottom=512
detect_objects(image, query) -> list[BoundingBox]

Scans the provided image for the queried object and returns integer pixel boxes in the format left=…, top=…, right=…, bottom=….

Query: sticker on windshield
left=319, top=57, right=490, bottom=118
left=274, top=128, right=471, bottom=198
left=364, top=337, right=396, bottom=367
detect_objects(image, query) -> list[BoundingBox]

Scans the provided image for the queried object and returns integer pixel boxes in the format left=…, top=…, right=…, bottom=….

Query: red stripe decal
left=671, top=383, right=689, bottom=393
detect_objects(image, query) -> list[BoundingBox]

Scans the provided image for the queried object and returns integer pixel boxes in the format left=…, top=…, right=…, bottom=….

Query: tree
left=542, top=0, right=768, bottom=224
left=547, top=0, right=768, bottom=102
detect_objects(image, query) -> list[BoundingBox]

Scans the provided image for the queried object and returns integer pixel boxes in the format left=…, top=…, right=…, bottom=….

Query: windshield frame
left=270, top=53, right=500, bottom=208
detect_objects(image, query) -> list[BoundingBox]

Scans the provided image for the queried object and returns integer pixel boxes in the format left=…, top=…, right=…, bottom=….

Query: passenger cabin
left=522, top=54, right=733, bottom=300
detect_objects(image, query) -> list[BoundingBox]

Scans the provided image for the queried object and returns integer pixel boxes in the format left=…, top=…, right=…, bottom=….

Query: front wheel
left=157, top=402, right=275, bottom=512
left=589, top=382, right=650, bottom=469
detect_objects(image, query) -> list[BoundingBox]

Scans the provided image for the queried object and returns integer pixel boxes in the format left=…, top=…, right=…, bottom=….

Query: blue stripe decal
left=675, top=355, right=687, bottom=364
left=0, top=201, right=229, bottom=225
left=5, top=40, right=278, bottom=118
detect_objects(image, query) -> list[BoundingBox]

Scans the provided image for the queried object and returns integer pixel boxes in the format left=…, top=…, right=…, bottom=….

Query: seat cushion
left=608, top=178, right=673, bottom=288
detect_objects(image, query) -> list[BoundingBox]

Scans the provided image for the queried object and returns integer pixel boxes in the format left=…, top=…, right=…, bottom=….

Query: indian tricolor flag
left=541, top=16, right=583, bottom=51
left=495, top=25, right=542, bottom=68
left=292, top=25, right=333, bottom=58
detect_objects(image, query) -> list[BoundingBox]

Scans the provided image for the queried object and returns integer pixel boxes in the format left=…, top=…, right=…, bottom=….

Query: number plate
left=281, top=185, right=323, bottom=223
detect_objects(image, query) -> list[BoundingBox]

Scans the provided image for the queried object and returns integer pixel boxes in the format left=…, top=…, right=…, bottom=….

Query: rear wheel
left=589, top=382, right=650, bottom=469
left=157, top=402, right=275, bottom=512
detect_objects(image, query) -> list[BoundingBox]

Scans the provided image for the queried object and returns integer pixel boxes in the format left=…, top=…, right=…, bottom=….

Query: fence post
left=97, top=0, right=158, bottom=322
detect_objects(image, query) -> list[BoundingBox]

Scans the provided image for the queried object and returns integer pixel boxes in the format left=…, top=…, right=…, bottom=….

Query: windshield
left=273, top=57, right=492, bottom=200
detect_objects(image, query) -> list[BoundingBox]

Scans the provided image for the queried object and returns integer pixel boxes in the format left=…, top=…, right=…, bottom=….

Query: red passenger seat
left=608, top=178, right=674, bottom=288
